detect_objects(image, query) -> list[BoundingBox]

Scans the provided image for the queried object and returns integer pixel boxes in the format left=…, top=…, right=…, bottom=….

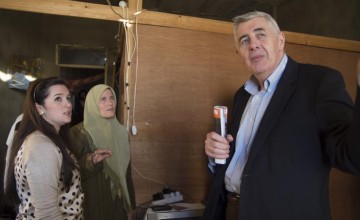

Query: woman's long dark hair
left=4, top=77, right=76, bottom=205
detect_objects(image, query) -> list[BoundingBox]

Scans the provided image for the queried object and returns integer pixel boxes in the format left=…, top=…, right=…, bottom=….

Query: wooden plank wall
left=128, top=24, right=360, bottom=219
left=128, top=24, right=247, bottom=205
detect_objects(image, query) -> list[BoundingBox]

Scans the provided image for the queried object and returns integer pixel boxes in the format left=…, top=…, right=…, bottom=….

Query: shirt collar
left=244, top=54, right=288, bottom=95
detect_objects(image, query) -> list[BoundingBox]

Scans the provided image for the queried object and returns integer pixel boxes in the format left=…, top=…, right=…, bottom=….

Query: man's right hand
left=204, top=131, right=233, bottom=159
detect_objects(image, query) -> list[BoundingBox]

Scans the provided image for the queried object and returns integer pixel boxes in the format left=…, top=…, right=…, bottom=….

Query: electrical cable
left=105, top=0, right=141, bottom=132
left=131, top=0, right=140, bottom=135
left=105, top=0, right=130, bottom=126
left=122, top=6, right=131, bottom=129
left=105, top=0, right=124, bottom=19
left=132, top=164, right=168, bottom=188
left=114, top=19, right=122, bottom=42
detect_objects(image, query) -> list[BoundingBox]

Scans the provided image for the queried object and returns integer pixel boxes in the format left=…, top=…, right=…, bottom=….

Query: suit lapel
left=246, top=58, right=298, bottom=165
left=229, top=89, right=250, bottom=157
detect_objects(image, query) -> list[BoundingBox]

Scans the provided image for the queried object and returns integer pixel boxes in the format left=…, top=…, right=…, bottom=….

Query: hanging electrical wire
left=105, top=0, right=124, bottom=19
left=105, top=0, right=141, bottom=132
left=131, top=0, right=141, bottom=135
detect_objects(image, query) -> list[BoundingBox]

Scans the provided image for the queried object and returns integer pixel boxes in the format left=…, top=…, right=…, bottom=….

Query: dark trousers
left=226, top=193, right=240, bottom=220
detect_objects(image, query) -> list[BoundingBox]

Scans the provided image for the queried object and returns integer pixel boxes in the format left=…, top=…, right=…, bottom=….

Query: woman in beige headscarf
left=69, top=84, right=135, bottom=220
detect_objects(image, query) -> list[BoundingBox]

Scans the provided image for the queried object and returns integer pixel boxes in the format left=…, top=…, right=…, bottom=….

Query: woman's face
left=98, top=89, right=116, bottom=118
left=36, top=84, right=72, bottom=132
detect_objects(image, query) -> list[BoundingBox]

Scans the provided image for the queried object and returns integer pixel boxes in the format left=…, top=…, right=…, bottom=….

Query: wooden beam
left=137, top=10, right=233, bottom=36
left=0, top=0, right=359, bottom=53
left=284, top=31, right=360, bottom=53
left=0, top=0, right=121, bottom=20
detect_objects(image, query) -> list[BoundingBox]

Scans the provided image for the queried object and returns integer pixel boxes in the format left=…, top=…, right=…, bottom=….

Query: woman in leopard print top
left=4, top=77, right=84, bottom=219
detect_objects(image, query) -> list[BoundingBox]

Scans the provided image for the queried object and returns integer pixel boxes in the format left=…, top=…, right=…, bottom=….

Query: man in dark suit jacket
left=203, top=11, right=360, bottom=220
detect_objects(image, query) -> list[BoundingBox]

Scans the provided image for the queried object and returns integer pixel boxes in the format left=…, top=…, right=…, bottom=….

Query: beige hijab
left=83, top=84, right=132, bottom=212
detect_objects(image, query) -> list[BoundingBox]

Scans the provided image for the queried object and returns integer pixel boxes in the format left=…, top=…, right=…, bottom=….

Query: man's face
left=235, top=17, right=285, bottom=81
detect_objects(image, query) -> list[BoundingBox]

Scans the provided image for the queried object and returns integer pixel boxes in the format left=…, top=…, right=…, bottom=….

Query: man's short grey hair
left=233, top=11, right=281, bottom=35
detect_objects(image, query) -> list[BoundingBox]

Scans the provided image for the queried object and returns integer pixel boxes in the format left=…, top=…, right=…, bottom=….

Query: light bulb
left=119, top=1, right=127, bottom=8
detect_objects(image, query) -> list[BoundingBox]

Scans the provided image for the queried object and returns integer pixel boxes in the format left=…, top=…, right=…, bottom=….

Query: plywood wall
left=127, top=24, right=360, bottom=219
left=128, top=24, right=247, bottom=205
